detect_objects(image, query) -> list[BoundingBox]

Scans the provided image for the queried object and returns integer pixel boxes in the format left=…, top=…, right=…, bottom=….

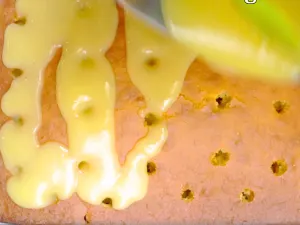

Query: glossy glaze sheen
left=162, top=0, right=300, bottom=83
left=0, top=0, right=193, bottom=209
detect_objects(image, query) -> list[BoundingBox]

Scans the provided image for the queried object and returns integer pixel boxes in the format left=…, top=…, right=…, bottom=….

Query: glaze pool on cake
left=0, top=0, right=193, bottom=210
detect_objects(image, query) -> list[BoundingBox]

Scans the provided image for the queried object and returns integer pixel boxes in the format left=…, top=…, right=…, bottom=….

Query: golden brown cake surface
left=1, top=1, right=300, bottom=224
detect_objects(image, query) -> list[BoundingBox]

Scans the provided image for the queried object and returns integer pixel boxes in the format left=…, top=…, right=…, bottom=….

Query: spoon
left=117, top=0, right=167, bottom=34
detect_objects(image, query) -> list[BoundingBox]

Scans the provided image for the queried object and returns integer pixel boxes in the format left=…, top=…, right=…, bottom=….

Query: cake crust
left=1, top=1, right=300, bottom=224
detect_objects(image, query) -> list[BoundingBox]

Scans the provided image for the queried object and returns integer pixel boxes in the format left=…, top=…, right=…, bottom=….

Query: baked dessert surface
left=1, top=1, right=300, bottom=224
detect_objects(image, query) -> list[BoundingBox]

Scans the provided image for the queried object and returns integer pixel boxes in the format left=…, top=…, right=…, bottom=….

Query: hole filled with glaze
left=14, top=17, right=27, bottom=25
left=13, top=116, right=24, bottom=126
left=271, top=159, right=287, bottom=176
left=78, top=161, right=90, bottom=173
left=216, top=93, right=232, bottom=109
left=84, top=212, right=91, bottom=224
left=240, top=188, right=255, bottom=203
left=81, top=57, right=95, bottom=69
left=210, top=150, right=230, bottom=166
left=144, top=113, right=160, bottom=126
left=11, top=68, right=23, bottom=78
left=72, top=97, right=94, bottom=118
left=147, top=161, right=157, bottom=175
left=81, top=106, right=94, bottom=116
left=181, top=188, right=194, bottom=202
left=144, top=57, right=159, bottom=69
left=273, top=100, right=289, bottom=114
left=102, top=197, right=113, bottom=207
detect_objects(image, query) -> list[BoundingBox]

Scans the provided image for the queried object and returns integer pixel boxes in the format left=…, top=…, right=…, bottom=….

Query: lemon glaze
left=0, top=0, right=194, bottom=209
left=162, top=0, right=300, bottom=83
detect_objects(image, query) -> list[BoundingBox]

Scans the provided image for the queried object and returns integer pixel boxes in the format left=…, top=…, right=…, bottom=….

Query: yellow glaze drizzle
left=162, top=0, right=300, bottom=83
left=124, top=12, right=195, bottom=208
left=125, top=13, right=195, bottom=114
left=1, top=0, right=79, bottom=208
left=1, top=0, right=194, bottom=209
left=55, top=0, right=121, bottom=207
